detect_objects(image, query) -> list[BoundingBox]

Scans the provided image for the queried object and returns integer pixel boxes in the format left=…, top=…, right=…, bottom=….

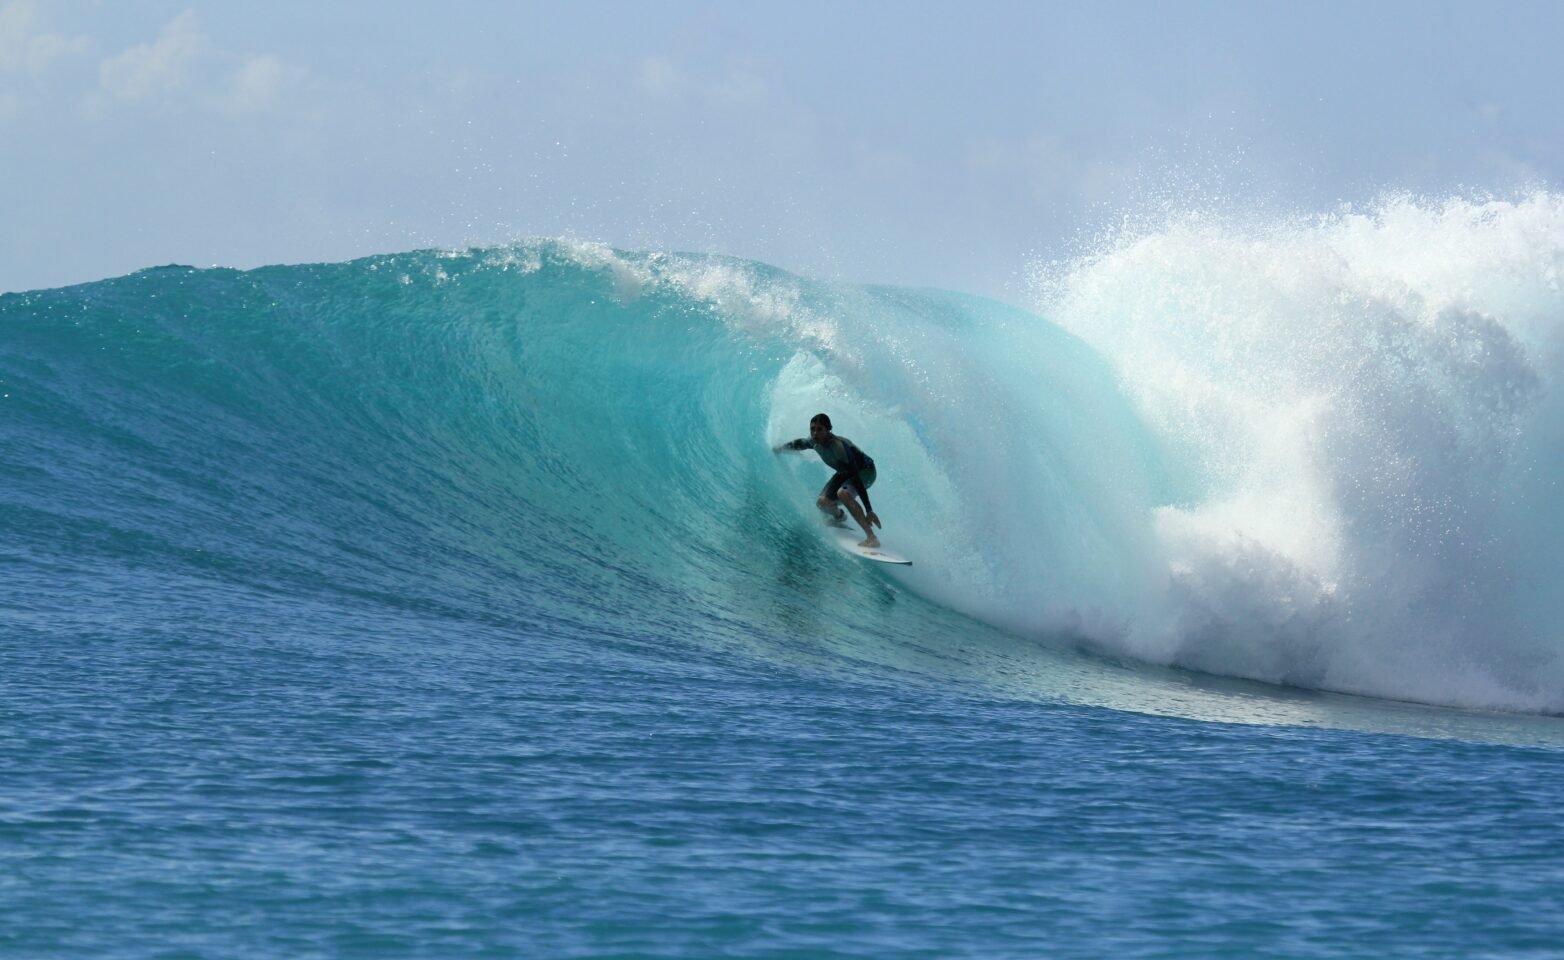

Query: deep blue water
left=6, top=233, right=1564, bottom=957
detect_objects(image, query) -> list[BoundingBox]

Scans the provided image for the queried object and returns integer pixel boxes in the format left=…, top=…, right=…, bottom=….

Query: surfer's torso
left=784, top=434, right=877, bottom=510
left=787, top=435, right=874, bottom=473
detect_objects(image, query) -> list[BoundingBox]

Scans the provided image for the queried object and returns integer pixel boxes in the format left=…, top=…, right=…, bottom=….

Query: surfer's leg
left=836, top=486, right=879, bottom=548
left=817, top=475, right=848, bottom=522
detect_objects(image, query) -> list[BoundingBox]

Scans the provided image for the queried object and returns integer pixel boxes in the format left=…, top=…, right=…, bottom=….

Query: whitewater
left=6, top=193, right=1564, bottom=957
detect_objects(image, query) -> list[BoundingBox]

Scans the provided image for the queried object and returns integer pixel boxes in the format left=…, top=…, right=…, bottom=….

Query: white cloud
left=98, top=10, right=206, bottom=102
left=221, top=53, right=306, bottom=115
left=92, top=10, right=308, bottom=115
left=637, top=55, right=769, bottom=109
left=637, top=56, right=684, bottom=100
left=709, top=62, right=766, bottom=107
left=0, top=0, right=89, bottom=75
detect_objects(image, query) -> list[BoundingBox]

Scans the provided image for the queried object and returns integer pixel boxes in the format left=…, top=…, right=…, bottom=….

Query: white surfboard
left=827, top=524, right=913, bottom=565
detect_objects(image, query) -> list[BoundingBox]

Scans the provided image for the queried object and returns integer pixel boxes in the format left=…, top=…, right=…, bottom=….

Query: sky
left=3, top=0, right=1562, bottom=302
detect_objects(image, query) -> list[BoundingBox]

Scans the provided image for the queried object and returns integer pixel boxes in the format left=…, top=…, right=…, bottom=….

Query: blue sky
left=3, top=1, right=1561, bottom=301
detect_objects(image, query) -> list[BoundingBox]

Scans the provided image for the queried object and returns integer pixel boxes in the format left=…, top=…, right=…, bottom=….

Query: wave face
left=0, top=244, right=1160, bottom=694
left=5, top=197, right=1564, bottom=715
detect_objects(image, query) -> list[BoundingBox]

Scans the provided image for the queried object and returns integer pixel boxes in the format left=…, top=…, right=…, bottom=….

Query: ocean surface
left=6, top=194, right=1564, bottom=957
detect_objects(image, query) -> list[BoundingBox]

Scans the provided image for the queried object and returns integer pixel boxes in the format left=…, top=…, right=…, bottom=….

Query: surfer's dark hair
left=810, top=413, right=832, bottom=430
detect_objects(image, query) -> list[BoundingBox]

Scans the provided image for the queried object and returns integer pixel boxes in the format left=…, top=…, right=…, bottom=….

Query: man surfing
left=773, top=413, right=883, bottom=548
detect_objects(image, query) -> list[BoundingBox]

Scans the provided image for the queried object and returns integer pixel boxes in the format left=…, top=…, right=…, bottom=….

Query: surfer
left=773, top=413, right=883, bottom=548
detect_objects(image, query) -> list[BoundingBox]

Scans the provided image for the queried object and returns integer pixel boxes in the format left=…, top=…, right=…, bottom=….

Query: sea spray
left=1035, top=192, right=1564, bottom=709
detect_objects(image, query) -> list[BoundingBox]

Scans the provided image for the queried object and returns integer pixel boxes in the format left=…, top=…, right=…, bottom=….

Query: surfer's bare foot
left=859, top=537, right=880, bottom=549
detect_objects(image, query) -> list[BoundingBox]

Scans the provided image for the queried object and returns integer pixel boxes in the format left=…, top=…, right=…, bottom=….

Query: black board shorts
left=821, top=467, right=876, bottom=503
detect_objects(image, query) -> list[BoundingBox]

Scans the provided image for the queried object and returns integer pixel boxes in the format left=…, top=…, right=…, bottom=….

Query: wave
left=5, top=195, right=1564, bottom=715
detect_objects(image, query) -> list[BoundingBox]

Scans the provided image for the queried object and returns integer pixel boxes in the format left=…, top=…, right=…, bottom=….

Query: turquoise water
left=7, top=207, right=1564, bottom=957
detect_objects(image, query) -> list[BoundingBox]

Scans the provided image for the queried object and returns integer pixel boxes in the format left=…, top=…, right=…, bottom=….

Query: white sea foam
left=550, top=239, right=843, bottom=352
left=1033, top=192, right=1564, bottom=711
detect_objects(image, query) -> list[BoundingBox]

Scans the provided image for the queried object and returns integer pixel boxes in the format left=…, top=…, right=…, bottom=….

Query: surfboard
left=827, top=524, right=913, bottom=565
